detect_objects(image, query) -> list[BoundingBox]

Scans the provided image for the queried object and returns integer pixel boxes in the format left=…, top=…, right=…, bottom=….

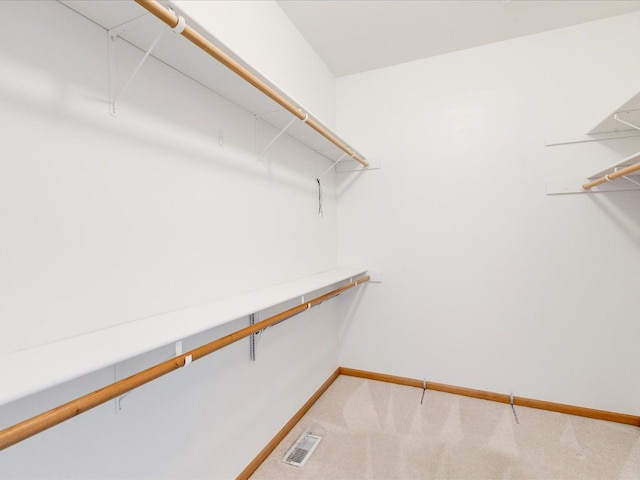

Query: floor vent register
left=282, top=430, right=322, bottom=467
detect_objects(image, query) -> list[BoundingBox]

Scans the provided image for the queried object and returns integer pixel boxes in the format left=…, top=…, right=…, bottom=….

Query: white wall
left=0, top=1, right=341, bottom=477
left=337, top=12, right=640, bottom=415
left=173, top=0, right=337, bottom=129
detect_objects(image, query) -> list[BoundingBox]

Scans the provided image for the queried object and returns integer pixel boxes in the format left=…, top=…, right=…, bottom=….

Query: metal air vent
left=282, top=430, right=322, bottom=467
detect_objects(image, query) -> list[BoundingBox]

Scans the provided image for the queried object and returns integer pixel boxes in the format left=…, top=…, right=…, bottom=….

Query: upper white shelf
left=59, top=0, right=360, bottom=163
left=0, top=267, right=368, bottom=406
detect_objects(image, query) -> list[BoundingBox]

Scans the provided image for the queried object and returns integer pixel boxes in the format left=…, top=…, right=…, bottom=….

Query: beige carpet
left=250, top=375, right=640, bottom=479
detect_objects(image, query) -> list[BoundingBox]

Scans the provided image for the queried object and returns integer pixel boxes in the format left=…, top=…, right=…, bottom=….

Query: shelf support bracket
left=622, top=175, right=640, bottom=187
left=107, top=10, right=186, bottom=117
left=109, top=16, right=165, bottom=116
left=318, top=153, right=347, bottom=180
left=257, top=116, right=298, bottom=157
left=614, top=112, right=640, bottom=132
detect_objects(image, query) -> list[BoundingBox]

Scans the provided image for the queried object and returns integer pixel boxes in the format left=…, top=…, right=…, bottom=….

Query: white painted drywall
left=172, top=0, right=337, bottom=129
left=0, top=0, right=337, bottom=355
left=336, top=12, right=640, bottom=415
left=0, top=1, right=341, bottom=477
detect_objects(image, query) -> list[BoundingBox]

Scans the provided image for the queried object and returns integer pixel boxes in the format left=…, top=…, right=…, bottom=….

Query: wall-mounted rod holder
left=108, top=11, right=185, bottom=116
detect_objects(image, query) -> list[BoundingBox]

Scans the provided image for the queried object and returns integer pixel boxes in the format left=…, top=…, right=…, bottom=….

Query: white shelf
left=0, top=267, right=367, bottom=406
left=547, top=90, right=640, bottom=194
left=547, top=150, right=640, bottom=195
left=58, top=0, right=356, bottom=163
left=587, top=150, right=640, bottom=180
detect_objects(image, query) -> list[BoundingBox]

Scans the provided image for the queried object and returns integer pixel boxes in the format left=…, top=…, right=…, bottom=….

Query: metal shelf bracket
left=620, top=164, right=640, bottom=188
left=257, top=116, right=296, bottom=157
left=256, top=111, right=310, bottom=158
left=318, top=153, right=347, bottom=180
left=108, top=12, right=186, bottom=116
left=614, top=111, right=640, bottom=132
left=114, top=340, right=186, bottom=413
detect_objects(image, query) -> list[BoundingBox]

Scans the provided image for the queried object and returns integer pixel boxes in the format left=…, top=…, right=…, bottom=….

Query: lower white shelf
left=0, top=267, right=367, bottom=406
left=546, top=150, right=640, bottom=195
left=586, top=150, right=640, bottom=181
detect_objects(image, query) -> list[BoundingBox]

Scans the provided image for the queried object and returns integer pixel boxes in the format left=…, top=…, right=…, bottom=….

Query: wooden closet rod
left=0, top=275, right=369, bottom=451
left=582, top=161, right=640, bottom=190
left=133, top=0, right=368, bottom=168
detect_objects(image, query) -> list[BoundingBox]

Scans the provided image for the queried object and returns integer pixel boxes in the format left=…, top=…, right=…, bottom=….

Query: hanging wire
left=315, top=152, right=348, bottom=217
left=316, top=178, right=324, bottom=217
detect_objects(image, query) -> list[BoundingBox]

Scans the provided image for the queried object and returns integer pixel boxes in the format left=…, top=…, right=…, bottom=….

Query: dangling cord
left=316, top=178, right=324, bottom=217
left=315, top=152, right=346, bottom=217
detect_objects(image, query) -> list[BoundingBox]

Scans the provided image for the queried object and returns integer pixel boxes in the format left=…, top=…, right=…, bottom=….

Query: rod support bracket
left=172, top=15, right=186, bottom=34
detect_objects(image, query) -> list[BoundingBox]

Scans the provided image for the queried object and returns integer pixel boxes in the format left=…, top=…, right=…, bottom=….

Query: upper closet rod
left=582, top=160, right=640, bottom=190
left=134, top=0, right=368, bottom=168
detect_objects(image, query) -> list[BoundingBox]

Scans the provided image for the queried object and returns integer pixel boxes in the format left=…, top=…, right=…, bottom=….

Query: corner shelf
left=59, top=0, right=364, bottom=164
left=0, top=267, right=368, bottom=406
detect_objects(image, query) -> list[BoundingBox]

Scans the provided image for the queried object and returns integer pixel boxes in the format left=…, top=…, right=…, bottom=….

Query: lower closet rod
left=582, top=160, right=640, bottom=190
left=0, top=275, right=370, bottom=451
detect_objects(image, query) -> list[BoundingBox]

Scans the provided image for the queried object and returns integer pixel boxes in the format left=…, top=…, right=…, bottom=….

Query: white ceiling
left=276, top=0, right=640, bottom=77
